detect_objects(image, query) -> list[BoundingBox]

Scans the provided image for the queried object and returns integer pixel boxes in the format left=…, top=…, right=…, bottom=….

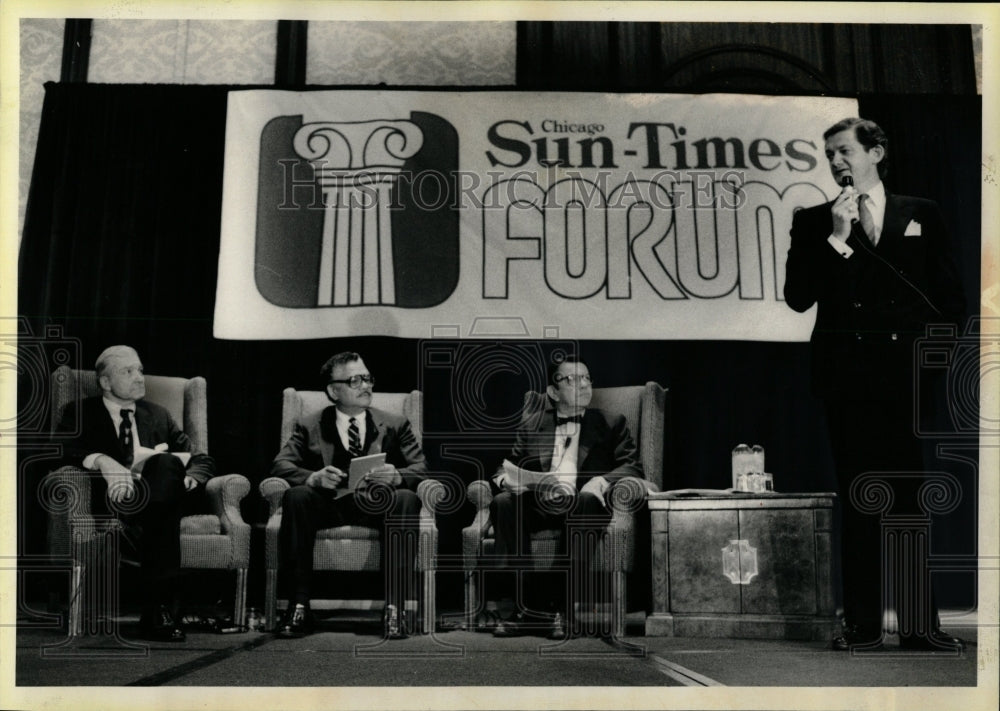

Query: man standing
left=489, top=356, right=642, bottom=639
left=784, top=117, right=965, bottom=651
left=58, top=345, right=215, bottom=642
left=272, top=351, right=426, bottom=639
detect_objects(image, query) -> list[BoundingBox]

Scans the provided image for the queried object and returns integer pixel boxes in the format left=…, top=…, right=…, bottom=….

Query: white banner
left=215, top=90, right=857, bottom=340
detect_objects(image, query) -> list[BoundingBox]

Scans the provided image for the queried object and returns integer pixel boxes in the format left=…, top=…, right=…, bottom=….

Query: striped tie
left=348, top=417, right=363, bottom=458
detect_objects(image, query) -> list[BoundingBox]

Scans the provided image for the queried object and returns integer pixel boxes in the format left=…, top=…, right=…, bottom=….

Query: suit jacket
left=270, top=406, right=427, bottom=490
left=494, top=400, right=643, bottom=490
left=784, top=191, right=964, bottom=398
left=58, top=396, right=216, bottom=484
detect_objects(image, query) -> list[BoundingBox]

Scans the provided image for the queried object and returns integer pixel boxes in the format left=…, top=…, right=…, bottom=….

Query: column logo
left=254, top=112, right=459, bottom=308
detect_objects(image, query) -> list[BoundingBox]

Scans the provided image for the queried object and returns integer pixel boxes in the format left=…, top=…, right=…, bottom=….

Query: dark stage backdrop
left=18, top=83, right=981, bottom=606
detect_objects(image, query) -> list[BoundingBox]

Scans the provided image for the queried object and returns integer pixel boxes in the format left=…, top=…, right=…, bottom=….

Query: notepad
left=131, top=445, right=191, bottom=472
left=348, top=452, right=387, bottom=489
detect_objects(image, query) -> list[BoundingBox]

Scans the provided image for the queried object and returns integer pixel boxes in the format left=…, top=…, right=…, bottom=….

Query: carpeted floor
left=14, top=611, right=979, bottom=688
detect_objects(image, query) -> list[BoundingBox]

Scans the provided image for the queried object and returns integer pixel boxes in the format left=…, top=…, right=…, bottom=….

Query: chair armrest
left=466, top=480, right=493, bottom=510
left=259, top=477, right=290, bottom=517
left=40, top=466, right=96, bottom=518
left=40, top=466, right=97, bottom=557
left=608, top=476, right=652, bottom=523
left=465, top=508, right=492, bottom=538
left=204, top=473, right=251, bottom=535
left=416, top=479, right=446, bottom=516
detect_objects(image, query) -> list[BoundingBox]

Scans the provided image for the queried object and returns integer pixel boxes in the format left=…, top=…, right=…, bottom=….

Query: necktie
left=555, top=414, right=583, bottom=427
left=858, top=193, right=877, bottom=246
left=119, top=409, right=134, bottom=466
left=348, top=417, right=363, bottom=457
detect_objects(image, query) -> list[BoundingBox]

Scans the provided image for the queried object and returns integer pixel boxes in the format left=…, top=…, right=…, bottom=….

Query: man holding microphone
left=784, top=117, right=965, bottom=652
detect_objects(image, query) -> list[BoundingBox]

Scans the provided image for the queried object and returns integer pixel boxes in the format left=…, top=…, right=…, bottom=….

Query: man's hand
left=183, top=475, right=198, bottom=492
left=580, top=476, right=610, bottom=508
left=830, top=185, right=858, bottom=240
left=306, top=465, right=346, bottom=489
left=96, top=455, right=135, bottom=503
left=494, top=471, right=525, bottom=494
left=364, top=463, right=402, bottom=488
left=496, top=460, right=529, bottom=494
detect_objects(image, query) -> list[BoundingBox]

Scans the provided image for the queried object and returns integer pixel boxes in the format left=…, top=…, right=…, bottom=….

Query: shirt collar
left=102, top=396, right=136, bottom=419
left=861, top=180, right=886, bottom=216
left=335, top=407, right=366, bottom=428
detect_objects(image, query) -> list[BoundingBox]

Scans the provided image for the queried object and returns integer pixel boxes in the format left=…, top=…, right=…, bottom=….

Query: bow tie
left=555, top=414, right=583, bottom=427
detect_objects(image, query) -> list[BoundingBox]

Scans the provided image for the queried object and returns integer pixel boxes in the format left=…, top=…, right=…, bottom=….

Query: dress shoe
left=493, top=611, right=566, bottom=639
left=548, top=612, right=568, bottom=640
left=831, top=626, right=882, bottom=651
left=139, top=606, right=186, bottom=643
left=276, top=605, right=314, bottom=638
left=492, top=612, right=530, bottom=638
left=899, top=630, right=964, bottom=652
left=473, top=610, right=501, bottom=633
left=383, top=605, right=409, bottom=640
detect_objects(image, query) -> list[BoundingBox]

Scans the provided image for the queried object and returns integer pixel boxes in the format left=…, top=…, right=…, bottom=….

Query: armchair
left=259, top=388, right=441, bottom=633
left=41, top=365, right=252, bottom=635
left=462, top=381, right=667, bottom=638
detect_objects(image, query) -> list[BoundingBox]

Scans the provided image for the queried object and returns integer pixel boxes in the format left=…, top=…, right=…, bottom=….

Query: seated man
left=57, top=345, right=216, bottom=642
left=489, top=356, right=642, bottom=639
left=272, top=351, right=426, bottom=639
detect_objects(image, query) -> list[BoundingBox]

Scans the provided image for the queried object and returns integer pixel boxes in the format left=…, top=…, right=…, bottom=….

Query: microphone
left=840, top=174, right=859, bottom=224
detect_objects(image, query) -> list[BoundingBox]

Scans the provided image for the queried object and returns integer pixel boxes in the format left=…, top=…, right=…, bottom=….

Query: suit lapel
left=365, top=409, right=384, bottom=455
left=577, top=409, right=606, bottom=470
left=318, top=406, right=340, bottom=465
left=880, top=193, right=907, bottom=249
left=92, top=398, right=123, bottom=458
left=133, top=401, right=155, bottom=447
left=532, top=405, right=557, bottom=471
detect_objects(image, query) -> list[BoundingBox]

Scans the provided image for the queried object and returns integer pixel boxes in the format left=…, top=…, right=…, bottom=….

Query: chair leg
left=422, top=570, right=436, bottom=635
left=68, top=564, right=84, bottom=637
left=264, top=569, right=278, bottom=631
left=464, top=570, right=477, bottom=630
left=613, top=570, right=626, bottom=639
left=233, top=568, right=248, bottom=630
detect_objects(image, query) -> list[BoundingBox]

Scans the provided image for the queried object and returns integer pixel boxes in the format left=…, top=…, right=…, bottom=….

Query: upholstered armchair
left=462, top=382, right=667, bottom=638
left=41, top=366, right=252, bottom=635
left=259, top=388, right=442, bottom=633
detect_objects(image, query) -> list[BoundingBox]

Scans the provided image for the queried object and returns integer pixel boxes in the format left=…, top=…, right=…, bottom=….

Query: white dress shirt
left=335, top=408, right=367, bottom=453
left=83, top=397, right=138, bottom=469
left=549, top=419, right=581, bottom=490
left=827, top=180, right=886, bottom=257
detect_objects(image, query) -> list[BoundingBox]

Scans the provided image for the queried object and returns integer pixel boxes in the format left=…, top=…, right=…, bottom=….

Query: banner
left=215, top=90, right=858, bottom=340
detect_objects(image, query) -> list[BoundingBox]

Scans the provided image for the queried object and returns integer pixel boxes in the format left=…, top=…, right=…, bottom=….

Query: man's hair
left=95, top=345, right=139, bottom=379
left=823, top=117, right=889, bottom=179
left=547, top=354, right=587, bottom=386
left=320, top=351, right=362, bottom=385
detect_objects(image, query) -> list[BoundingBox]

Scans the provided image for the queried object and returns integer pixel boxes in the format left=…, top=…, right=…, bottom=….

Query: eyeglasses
left=330, top=374, right=375, bottom=389
left=553, top=374, right=592, bottom=386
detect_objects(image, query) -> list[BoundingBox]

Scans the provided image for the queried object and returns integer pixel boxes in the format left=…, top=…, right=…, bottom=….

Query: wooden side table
left=645, top=491, right=837, bottom=639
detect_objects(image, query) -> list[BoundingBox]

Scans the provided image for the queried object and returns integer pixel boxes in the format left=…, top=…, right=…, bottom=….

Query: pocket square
left=904, top=220, right=922, bottom=236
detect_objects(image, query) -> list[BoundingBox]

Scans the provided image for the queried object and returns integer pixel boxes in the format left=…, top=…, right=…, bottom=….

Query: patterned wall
left=19, top=18, right=65, bottom=243
left=307, top=22, right=516, bottom=85
left=17, top=19, right=516, bottom=241
left=89, top=20, right=277, bottom=84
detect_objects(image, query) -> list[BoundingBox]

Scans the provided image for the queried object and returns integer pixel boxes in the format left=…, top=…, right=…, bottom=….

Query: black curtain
left=858, top=94, right=982, bottom=603
left=19, top=83, right=980, bottom=606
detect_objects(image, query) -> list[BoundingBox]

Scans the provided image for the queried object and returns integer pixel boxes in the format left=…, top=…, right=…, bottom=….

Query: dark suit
left=785, top=190, right=964, bottom=641
left=272, top=406, right=427, bottom=608
left=58, top=396, right=216, bottom=613
left=490, top=402, right=642, bottom=613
